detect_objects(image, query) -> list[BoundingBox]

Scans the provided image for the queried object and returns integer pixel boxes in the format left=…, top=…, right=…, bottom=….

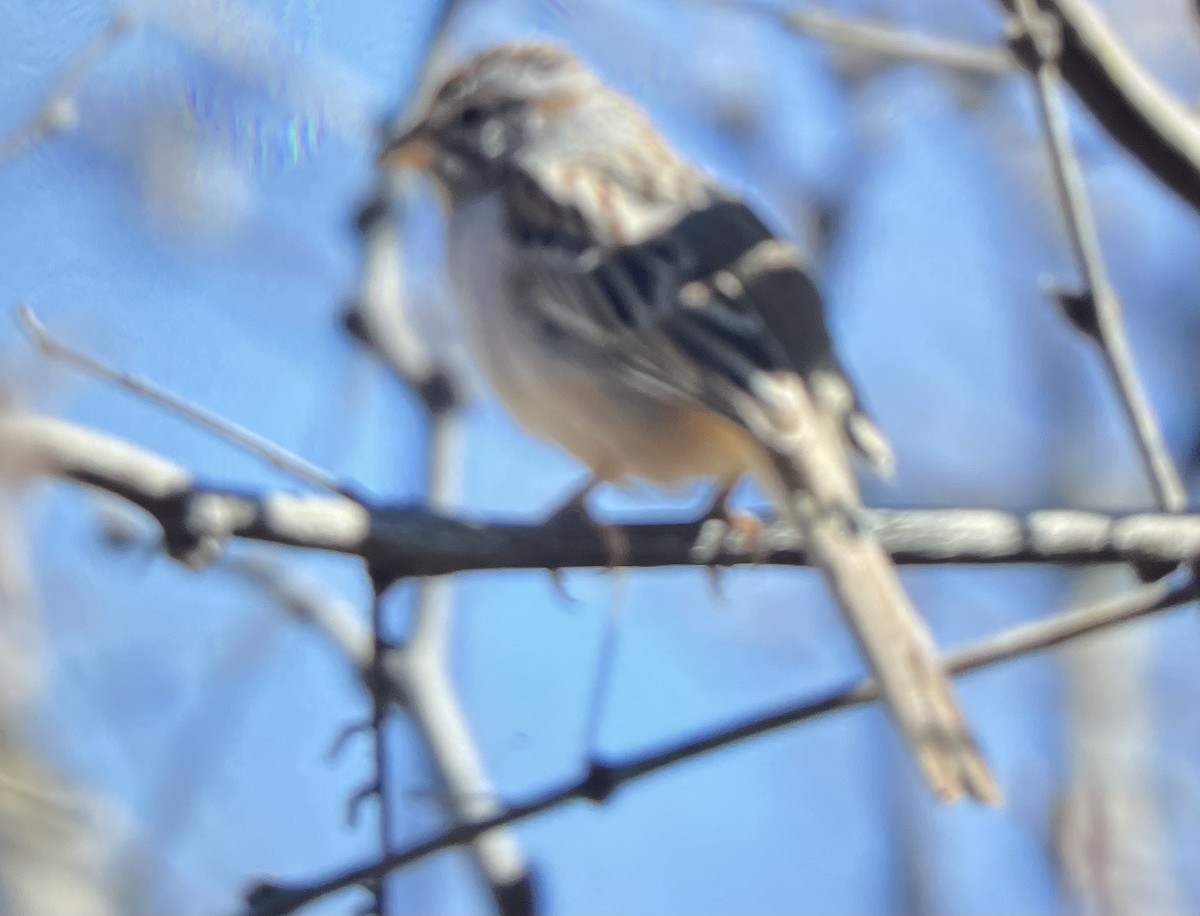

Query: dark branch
left=994, top=0, right=1200, bottom=216
left=9, top=414, right=1200, bottom=577
left=242, top=575, right=1199, bottom=915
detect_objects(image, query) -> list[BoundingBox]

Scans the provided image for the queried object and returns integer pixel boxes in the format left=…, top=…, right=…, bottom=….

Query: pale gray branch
left=1008, top=1, right=1186, bottom=517
left=688, top=0, right=1015, bottom=75
left=9, top=413, right=1200, bottom=576
left=993, top=0, right=1200, bottom=215
left=17, top=306, right=347, bottom=497
left=0, top=10, right=134, bottom=164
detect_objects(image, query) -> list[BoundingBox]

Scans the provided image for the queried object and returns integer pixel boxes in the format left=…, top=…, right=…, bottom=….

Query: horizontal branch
left=3, top=413, right=1200, bottom=579
left=243, top=573, right=1199, bottom=915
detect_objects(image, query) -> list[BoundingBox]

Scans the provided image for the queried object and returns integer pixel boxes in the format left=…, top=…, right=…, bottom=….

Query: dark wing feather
left=503, top=178, right=889, bottom=468
left=645, top=198, right=838, bottom=381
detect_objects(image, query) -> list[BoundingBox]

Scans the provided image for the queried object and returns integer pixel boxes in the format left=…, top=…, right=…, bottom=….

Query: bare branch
left=0, top=10, right=135, bottom=164
left=341, top=4, right=528, bottom=910
left=10, top=413, right=1200, bottom=575
left=1006, top=2, right=1186, bottom=520
left=17, top=306, right=350, bottom=498
left=993, top=0, right=1200, bottom=216
left=688, top=0, right=1014, bottom=75
left=241, top=574, right=1199, bottom=916
left=218, top=553, right=373, bottom=670
left=126, top=536, right=525, bottom=913
left=782, top=7, right=1014, bottom=74
left=366, top=589, right=395, bottom=916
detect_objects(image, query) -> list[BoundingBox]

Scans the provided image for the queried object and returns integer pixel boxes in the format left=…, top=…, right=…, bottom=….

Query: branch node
left=354, top=196, right=392, bottom=235
left=1005, top=6, right=1063, bottom=71
left=415, top=367, right=462, bottom=417
left=1050, top=286, right=1102, bottom=340
left=156, top=492, right=221, bottom=568
left=328, top=720, right=373, bottom=762
left=342, top=302, right=370, bottom=343
left=347, top=778, right=383, bottom=828
left=244, top=881, right=291, bottom=912
left=493, top=870, right=540, bottom=916
left=579, top=759, right=622, bottom=804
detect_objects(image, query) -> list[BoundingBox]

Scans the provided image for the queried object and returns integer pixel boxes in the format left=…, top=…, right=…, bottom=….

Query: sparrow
left=379, top=42, right=999, bottom=805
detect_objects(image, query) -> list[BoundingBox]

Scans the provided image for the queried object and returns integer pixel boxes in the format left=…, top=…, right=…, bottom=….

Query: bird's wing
left=501, top=165, right=893, bottom=474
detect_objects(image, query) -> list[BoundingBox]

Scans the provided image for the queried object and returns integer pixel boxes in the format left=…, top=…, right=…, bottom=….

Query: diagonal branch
left=1007, top=1, right=1187, bottom=520
left=0, top=9, right=135, bottom=164
left=994, top=0, right=1200, bottom=217
left=17, top=306, right=350, bottom=497
left=241, top=573, right=1200, bottom=916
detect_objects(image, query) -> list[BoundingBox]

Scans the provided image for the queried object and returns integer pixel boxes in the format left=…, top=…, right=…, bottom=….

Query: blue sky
left=4, top=0, right=1200, bottom=912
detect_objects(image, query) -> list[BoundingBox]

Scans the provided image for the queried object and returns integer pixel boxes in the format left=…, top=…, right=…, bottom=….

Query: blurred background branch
left=0, top=9, right=134, bottom=164
left=992, top=0, right=1200, bottom=214
left=691, top=0, right=1016, bottom=75
left=342, top=1, right=534, bottom=911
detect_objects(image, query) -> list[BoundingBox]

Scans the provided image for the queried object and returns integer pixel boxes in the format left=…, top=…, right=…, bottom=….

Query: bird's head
left=379, top=43, right=597, bottom=200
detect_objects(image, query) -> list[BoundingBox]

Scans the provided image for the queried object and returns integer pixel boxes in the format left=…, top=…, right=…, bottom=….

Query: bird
left=379, top=42, right=1000, bottom=805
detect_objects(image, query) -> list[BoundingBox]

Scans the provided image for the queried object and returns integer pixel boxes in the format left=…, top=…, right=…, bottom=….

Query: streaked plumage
left=382, top=42, right=1000, bottom=804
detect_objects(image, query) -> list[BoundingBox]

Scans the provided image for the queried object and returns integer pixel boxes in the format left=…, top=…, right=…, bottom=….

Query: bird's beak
left=378, top=122, right=437, bottom=171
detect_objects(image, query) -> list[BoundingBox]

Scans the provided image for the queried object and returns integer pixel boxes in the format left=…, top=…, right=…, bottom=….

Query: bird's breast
left=446, top=193, right=755, bottom=486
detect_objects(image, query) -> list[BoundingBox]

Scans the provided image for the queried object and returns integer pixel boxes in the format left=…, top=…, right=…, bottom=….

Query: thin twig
left=1007, top=2, right=1186, bottom=516
left=17, top=306, right=350, bottom=497
left=580, top=576, right=628, bottom=753
left=784, top=7, right=1014, bottom=74
left=367, top=588, right=394, bottom=916
left=242, top=574, right=1199, bottom=916
left=686, top=0, right=1014, bottom=75
left=217, top=553, right=373, bottom=669
left=0, top=10, right=136, bottom=164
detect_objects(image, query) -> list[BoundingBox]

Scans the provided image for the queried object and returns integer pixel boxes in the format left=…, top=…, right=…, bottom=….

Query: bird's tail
left=748, top=372, right=1000, bottom=804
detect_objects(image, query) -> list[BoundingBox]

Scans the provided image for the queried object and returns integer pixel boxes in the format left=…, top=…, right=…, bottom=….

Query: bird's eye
left=459, top=105, right=485, bottom=128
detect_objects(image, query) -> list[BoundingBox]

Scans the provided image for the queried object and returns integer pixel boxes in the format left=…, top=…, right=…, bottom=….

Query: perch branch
left=8, top=414, right=1200, bottom=574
